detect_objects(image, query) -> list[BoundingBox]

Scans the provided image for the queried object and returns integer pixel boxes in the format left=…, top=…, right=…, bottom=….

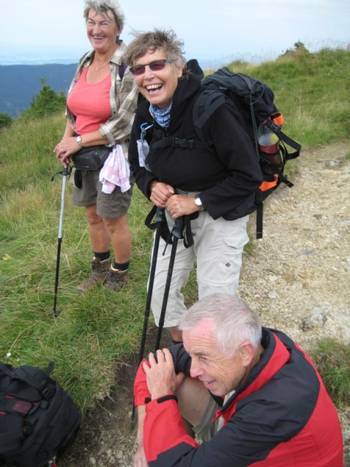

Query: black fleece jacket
left=128, top=62, right=263, bottom=220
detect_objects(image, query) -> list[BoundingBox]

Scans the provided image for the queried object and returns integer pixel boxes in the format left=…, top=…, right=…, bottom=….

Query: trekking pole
left=132, top=208, right=164, bottom=421
left=52, top=164, right=71, bottom=317
left=155, top=216, right=184, bottom=351
left=137, top=208, right=164, bottom=364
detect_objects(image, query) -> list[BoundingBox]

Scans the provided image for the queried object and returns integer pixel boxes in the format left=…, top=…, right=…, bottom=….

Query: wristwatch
left=194, top=196, right=204, bottom=211
left=75, top=135, right=83, bottom=147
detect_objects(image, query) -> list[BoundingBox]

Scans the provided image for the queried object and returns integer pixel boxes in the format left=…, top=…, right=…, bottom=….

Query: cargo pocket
left=74, top=169, right=82, bottom=189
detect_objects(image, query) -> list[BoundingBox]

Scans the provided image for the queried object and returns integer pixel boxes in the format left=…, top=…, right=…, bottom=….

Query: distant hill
left=0, top=64, right=77, bottom=117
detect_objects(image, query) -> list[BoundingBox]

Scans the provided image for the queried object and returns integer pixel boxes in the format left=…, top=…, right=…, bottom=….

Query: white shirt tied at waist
left=99, top=144, right=131, bottom=194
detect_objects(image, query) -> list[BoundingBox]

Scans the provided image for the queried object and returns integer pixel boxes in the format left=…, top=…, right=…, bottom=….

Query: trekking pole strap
left=256, top=203, right=263, bottom=239
left=145, top=206, right=165, bottom=230
left=51, top=164, right=72, bottom=182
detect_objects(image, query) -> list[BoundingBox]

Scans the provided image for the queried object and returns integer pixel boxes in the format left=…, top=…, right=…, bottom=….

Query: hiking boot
left=104, top=267, right=128, bottom=291
left=76, top=257, right=111, bottom=293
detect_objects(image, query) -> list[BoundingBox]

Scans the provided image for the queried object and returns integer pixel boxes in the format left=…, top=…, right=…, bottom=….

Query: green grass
left=227, top=48, right=350, bottom=147
left=311, top=339, right=350, bottom=407
left=1, top=47, right=350, bottom=413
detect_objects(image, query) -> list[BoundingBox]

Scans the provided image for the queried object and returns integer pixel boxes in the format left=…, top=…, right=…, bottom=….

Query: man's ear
left=238, top=342, right=256, bottom=368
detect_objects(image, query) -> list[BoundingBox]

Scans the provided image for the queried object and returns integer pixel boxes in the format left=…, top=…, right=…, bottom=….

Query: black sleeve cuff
left=156, top=394, right=178, bottom=404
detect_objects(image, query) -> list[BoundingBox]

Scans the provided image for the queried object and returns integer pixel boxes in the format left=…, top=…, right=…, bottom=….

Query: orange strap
left=259, top=177, right=278, bottom=192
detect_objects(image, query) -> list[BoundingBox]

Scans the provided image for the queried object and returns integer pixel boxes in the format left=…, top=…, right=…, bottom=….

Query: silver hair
left=84, top=0, right=125, bottom=32
left=179, top=294, right=262, bottom=356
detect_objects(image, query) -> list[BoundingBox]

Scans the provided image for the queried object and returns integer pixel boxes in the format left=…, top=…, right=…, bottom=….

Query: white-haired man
left=133, top=294, right=343, bottom=467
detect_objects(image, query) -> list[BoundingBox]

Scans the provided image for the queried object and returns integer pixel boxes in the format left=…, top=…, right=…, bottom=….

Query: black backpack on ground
left=193, top=67, right=302, bottom=238
left=0, top=363, right=80, bottom=467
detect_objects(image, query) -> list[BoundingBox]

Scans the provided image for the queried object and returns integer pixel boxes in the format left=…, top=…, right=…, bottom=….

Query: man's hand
left=166, top=194, right=200, bottom=218
left=150, top=182, right=175, bottom=208
left=133, top=443, right=149, bottom=467
left=143, top=348, right=185, bottom=400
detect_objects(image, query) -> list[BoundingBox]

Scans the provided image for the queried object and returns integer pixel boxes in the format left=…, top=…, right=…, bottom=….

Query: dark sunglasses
left=129, top=59, right=173, bottom=76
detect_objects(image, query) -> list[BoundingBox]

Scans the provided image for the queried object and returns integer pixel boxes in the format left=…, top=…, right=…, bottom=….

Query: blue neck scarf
left=149, top=103, right=172, bottom=128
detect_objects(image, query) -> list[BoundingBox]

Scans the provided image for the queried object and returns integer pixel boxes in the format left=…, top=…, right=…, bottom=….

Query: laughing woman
left=54, top=0, right=137, bottom=292
left=126, top=30, right=262, bottom=344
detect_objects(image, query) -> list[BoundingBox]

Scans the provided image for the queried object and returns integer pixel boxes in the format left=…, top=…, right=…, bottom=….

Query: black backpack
left=193, top=67, right=302, bottom=238
left=0, top=363, right=80, bottom=467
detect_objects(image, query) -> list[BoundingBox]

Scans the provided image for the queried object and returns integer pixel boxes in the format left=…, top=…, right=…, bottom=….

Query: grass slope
left=1, top=48, right=349, bottom=411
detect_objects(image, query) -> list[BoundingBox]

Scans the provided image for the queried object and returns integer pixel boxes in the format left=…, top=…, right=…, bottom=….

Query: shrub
left=22, top=80, right=65, bottom=119
left=0, top=112, right=13, bottom=129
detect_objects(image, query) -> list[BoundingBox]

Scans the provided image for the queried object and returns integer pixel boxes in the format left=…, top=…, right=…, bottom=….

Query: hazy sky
left=1, top=0, right=349, bottom=65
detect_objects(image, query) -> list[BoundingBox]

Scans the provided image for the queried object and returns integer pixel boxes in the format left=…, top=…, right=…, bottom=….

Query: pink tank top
left=67, top=67, right=112, bottom=135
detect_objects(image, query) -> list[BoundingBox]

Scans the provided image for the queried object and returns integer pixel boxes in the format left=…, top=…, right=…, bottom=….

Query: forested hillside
left=0, top=63, right=76, bottom=116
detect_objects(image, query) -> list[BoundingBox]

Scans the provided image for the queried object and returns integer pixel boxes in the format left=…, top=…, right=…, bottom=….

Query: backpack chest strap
left=150, top=136, right=208, bottom=152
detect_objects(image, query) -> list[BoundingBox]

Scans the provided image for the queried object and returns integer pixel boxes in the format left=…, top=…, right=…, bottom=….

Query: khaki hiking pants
left=149, top=211, right=249, bottom=328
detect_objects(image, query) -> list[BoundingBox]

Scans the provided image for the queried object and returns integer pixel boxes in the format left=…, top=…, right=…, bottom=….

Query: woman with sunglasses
left=126, top=29, right=262, bottom=344
left=54, top=0, right=138, bottom=292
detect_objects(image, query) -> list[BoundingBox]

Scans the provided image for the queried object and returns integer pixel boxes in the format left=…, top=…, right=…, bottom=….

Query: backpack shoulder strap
left=193, top=87, right=226, bottom=131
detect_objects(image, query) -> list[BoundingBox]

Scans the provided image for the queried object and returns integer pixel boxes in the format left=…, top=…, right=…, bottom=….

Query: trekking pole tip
left=51, top=308, right=61, bottom=318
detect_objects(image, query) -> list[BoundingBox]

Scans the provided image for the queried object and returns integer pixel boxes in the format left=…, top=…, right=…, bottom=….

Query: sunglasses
left=129, top=59, right=174, bottom=76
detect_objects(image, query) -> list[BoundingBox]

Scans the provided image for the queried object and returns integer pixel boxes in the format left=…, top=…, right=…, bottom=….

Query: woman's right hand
left=54, top=136, right=81, bottom=165
left=150, top=181, right=175, bottom=208
left=54, top=138, right=70, bottom=166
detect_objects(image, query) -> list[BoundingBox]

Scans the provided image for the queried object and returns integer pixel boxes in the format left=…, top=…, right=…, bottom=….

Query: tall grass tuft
left=311, top=339, right=350, bottom=407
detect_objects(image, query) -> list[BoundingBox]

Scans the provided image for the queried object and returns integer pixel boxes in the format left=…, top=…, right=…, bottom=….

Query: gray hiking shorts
left=72, top=169, right=132, bottom=219
left=193, top=397, right=220, bottom=442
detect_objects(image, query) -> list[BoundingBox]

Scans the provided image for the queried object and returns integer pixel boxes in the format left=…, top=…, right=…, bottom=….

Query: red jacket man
left=133, top=294, right=344, bottom=467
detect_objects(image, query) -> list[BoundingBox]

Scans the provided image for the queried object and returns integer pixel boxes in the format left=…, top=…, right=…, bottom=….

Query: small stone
left=325, top=160, right=341, bottom=169
left=89, top=457, right=96, bottom=465
left=301, top=307, right=328, bottom=331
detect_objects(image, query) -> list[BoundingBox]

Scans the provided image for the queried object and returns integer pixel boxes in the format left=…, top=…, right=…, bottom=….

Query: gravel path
left=61, top=141, right=350, bottom=466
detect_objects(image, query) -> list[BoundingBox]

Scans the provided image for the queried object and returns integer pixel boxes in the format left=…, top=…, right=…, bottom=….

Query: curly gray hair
left=84, top=0, right=125, bottom=32
left=124, top=29, right=185, bottom=66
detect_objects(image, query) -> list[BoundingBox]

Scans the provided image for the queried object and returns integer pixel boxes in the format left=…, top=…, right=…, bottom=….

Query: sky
left=1, top=0, right=349, bottom=66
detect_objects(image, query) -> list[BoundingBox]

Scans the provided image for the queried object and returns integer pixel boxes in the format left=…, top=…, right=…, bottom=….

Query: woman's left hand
left=166, top=194, right=200, bottom=218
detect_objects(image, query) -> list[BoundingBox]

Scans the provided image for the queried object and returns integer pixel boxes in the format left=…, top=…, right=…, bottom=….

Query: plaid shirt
left=66, top=42, right=138, bottom=146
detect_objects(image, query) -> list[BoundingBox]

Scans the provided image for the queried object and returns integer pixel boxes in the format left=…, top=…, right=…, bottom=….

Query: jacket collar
left=222, top=329, right=291, bottom=410
left=170, top=72, right=201, bottom=128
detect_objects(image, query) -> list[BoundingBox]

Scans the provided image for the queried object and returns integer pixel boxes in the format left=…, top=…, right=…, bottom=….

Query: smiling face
left=86, top=9, right=119, bottom=54
left=132, top=48, right=183, bottom=108
left=183, top=318, right=254, bottom=397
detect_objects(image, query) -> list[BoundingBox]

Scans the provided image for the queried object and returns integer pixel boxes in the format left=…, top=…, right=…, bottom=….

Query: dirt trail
left=61, top=141, right=350, bottom=466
